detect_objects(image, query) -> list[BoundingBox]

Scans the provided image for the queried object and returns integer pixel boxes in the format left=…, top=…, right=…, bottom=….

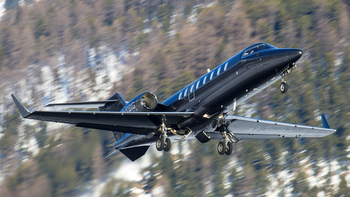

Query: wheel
left=163, top=138, right=171, bottom=152
left=280, top=82, right=288, bottom=93
left=217, top=141, right=226, bottom=155
left=225, top=142, right=233, bottom=155
left=156, top=138, right=164, bottom=151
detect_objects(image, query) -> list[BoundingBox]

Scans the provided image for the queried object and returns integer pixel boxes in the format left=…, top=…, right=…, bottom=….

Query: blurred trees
left=2, top=0, right=350, bottom=196
left=0, top=112, right=20, bottom=158
left=36, top=122, right=48, bottom=148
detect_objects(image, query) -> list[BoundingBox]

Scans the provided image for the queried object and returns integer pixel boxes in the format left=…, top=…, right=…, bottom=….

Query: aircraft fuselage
left=122, top=43, right=303, bottom=149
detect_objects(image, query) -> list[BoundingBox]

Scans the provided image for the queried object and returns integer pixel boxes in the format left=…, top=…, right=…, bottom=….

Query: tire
left=163, top=138, right=171, bottom=152
left=225, top=142, right=233, bottom=155
left=280, top=82, right=288, bottom=93
left=156, top=138, right=164, bottom=151
left=217, top=141, right=226, bottom=155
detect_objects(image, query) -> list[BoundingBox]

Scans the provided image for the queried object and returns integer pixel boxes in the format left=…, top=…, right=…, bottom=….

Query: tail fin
left=99, top=93, right=126, bottom=111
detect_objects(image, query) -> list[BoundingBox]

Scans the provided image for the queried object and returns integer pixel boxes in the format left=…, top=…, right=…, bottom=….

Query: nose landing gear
left=280, top=73, right=288, bottom=93
left=280, top=81, right=288, bottom=93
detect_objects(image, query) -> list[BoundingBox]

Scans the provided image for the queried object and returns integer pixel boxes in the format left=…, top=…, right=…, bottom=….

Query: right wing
left=208, top=114, right=335, bottom=139
left=11, top=94, right=193, bottom=135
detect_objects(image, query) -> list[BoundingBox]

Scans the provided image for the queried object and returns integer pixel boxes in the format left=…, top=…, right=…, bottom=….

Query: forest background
left=1, top=0, right=350, bottom=196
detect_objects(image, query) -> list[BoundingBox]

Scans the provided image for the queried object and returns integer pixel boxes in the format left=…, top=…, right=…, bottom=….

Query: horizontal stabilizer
left=11, top=94, right=31, bottom=118
left=321, top=114, right=331, bottom=129
left=45, top=93, right=127, bottom=111
left=104, top=150, right=118, bottom=159
left=105, top=142, right=131, bottom=159
left=45, top=100, right=119, bottom=109
left=120, top=146, right=150, bottom=161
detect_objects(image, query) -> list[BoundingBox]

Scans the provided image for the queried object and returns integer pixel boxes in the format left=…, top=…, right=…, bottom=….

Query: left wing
left=11, top=94, right=193, bottom=135
left=207, top=114, right=335, bottom=139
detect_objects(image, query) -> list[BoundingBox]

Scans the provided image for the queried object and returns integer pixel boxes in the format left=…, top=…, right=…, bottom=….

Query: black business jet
left=12, top=43, right=335, bottom=161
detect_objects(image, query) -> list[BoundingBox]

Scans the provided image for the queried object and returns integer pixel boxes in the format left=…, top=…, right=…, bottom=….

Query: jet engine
left=121, top=92, right=158, bottom=112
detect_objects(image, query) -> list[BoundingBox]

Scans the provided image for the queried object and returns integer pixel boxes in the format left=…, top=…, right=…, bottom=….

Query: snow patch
left=0, top=0, right=5, bottom=20
left=113, top=153, right=152, bottom=182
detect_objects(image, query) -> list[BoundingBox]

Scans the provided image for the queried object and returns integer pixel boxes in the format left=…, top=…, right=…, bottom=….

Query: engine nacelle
left=121, top=92, right=158, bottom=112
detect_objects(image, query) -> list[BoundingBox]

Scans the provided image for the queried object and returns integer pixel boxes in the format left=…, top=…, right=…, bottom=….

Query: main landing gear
left=155, top=116, right=172, bottom=152
left=214, top=116, right=241, bottom=156
left=217, top=141, right=233, bottom=155
left=156, top=137, right=171, bottom=152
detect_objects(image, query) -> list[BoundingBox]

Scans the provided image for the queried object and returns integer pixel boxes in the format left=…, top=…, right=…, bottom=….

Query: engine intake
left=141, top=92, right=157, bottom=110
left=121, top=92, right=158, bottom=112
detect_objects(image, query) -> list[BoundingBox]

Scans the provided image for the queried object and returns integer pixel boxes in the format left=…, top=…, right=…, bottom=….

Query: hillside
left=1, top=0, right=350, bottom=196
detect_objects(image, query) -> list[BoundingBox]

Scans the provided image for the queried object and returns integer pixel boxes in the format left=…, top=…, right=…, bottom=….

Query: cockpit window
left=242, top=44, right=273, bottom=57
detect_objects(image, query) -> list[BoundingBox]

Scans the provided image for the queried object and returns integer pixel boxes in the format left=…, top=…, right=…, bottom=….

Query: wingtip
left=11, top=94, right=31, bottom=118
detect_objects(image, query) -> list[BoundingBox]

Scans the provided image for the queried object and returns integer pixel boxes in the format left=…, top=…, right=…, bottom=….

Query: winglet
left=321, top=114, right=331, bottom=129
left=11, top=94, right=31, bottom=118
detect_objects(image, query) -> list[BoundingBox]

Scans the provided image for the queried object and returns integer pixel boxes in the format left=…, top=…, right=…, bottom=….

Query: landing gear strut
left=155, top=116, right=172, bottom=152
left=214, top=115, right=241, bottom=156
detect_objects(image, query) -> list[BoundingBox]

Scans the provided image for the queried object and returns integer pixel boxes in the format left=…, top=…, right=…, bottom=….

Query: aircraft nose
left=287, top=49, right=303, bottom=63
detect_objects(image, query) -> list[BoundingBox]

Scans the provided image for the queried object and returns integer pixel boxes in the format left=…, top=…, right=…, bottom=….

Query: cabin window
left=210, top=71, right=214, bottom=80
left=196, top=80, right=200, bottom=89
left=184, top=88, right=188, bottom=96
left=203, top=76, right=207, bottom=84
left=178, top=92, right=182, bottom=100
left=217, top=67, right=221, bottom=75
left=190, top=84, right=194, bottom=93
left=224, top=62, right=228, bottom=71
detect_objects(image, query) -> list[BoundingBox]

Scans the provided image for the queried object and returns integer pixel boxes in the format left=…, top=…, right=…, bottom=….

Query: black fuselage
left=162, top=44, right=302, bottom=131
left=117, top=43, right=303, bottom=148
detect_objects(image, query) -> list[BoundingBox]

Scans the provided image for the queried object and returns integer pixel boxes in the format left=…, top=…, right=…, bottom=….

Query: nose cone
left=287, top=49, right=303, bottom=63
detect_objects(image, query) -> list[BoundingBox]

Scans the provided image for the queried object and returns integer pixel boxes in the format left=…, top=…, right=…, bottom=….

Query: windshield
left=242, top=44, right=273, bottom=57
